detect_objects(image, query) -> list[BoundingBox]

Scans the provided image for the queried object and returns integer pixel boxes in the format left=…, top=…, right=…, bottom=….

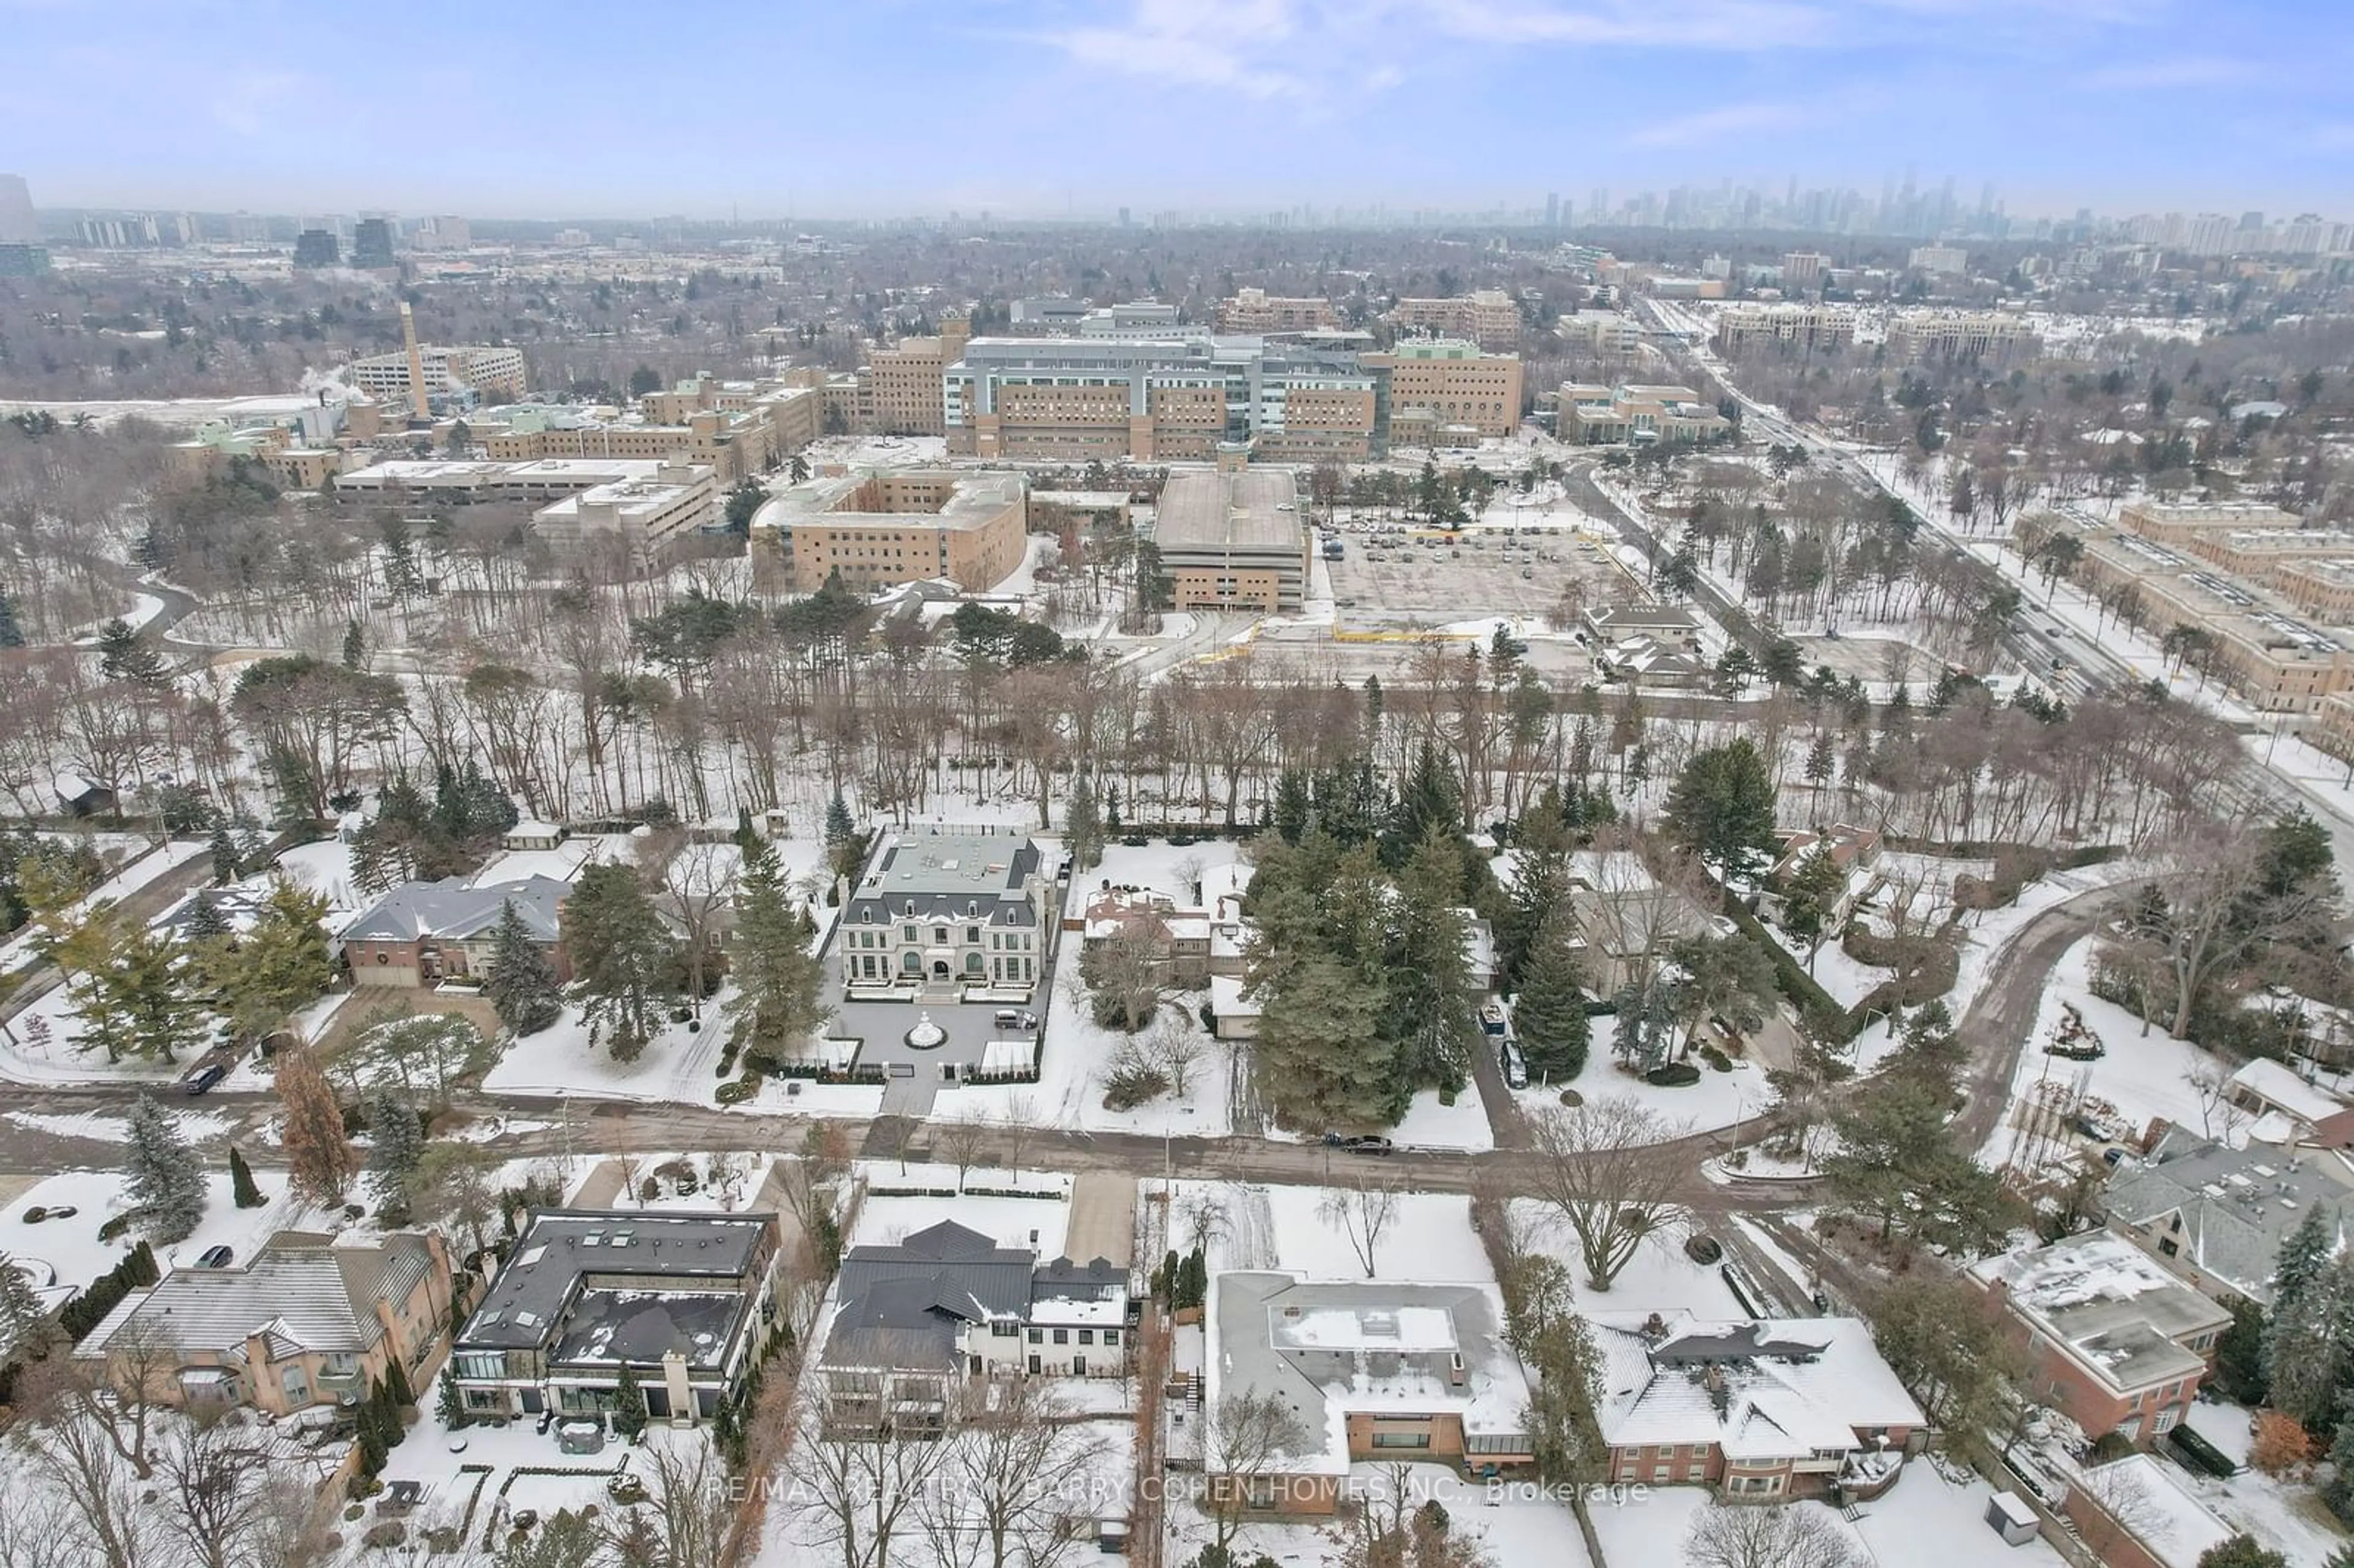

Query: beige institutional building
left=1152, top=463, right=1309, bottom=612
left=1217, top=289, right=1341, bottom=334
left=530, top=460, right=718, bottom=563
left=1386, top=289, right=1522, bottom=351
left=864, top=314, right=971, bottom=436
left=769, top=469, right=1027, bottom=593
left=1714, top=303, right=1856, bottom=354
left=346, top=343, right=528, bottom=402
left=1885, top=311, right=2038, bottom=365
left=1362, top=340, right=1524, bottom=440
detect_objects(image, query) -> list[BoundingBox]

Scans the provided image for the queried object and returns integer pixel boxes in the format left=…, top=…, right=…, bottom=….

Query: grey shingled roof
left=2101, top=1128, right=2350, bottom=1306
left=343, top=874, right=571, bottom=944
left=82, top=1235, right=435, bottom=1358
left=456, top=1210, right=774, bottom=1353
left=822, top=1220, right=1036, bottom=1372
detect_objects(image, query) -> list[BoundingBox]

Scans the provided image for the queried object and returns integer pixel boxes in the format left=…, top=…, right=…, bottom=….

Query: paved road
left=1951, top=885, right=2119, bottom=1152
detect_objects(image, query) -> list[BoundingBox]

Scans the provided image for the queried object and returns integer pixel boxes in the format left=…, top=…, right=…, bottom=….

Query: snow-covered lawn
left=482, top=999, right=728, bottom=1102
left=1981, top=935, right=2222, bottom=1172
left=1162, top=1463, right=1596, bottom=1568
left=1512, top=1014, right=1778, bottom=1138
left=1391, top=1086, right=1495, bottom=1152
left=0, top=1165, right=321, bottom=1292
left=1507, top=1204, right=1746, bottom=1315
left=951, top=991, right=1234, bottom=1140
left=1176, top=1182, right=1493, bottom=1284
left=2183, top=1397, right=2354, bottom=1566
left=852, top=1173, right=1074, bottom=1260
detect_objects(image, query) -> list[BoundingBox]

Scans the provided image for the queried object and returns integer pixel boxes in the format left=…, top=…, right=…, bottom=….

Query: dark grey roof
left=344, top=874, right=571, bottom=944
left=1032, top=1256, right=1127, bottom=1306
left=550, top=1288, right=748, bottom=1373
left=1649, top=1323, right=1829, bottom=1366
left=845, top=831, right=1042, bottom=930
left=456, top=1209, right=774, bottom=1353
left=824, top=1220, right=1036, bottom=1372
left=83, top=1233, right=435, bottom=1359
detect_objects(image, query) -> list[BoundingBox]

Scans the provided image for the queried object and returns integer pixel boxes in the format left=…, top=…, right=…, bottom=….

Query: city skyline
left=7, top=0, right=2350, bottom=221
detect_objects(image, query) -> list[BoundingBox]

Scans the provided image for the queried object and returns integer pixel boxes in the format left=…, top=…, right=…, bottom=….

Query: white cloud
left=2085, top=56, right=2258, bottom=89
left=1623, top=100, right=1819, bottom=147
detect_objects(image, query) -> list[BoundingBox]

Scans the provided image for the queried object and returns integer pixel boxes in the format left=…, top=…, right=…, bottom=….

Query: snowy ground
left=0, top=1163, right=321, bottom=1293
left=1590, top=1458, right=2072, bottom=1568
left=1981, top=935, right=2224, bottom=1173
left=1512, top=1014, right=1778, bottom=1138
left=1162, top=1463, right=1596, bottom=1568
left=482, top=997, right=729, bottom=1102
left=851, top=1173, right=1074, bottom=1260
left=1507, top=1205, right=1748, bottom=1315
left=1391, top=1087, right=1497, bottom=1152
left=2182, top=1398, right=2353, bottom=1566
left=1176, top=1182, right=1494, bottom=1284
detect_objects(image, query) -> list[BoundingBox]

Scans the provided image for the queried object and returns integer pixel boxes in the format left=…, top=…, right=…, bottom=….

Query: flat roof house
left=1969, top=1231, right=2231, bottom=1446
left=1200, top=1271, right=1533, bottom=1517
left=448, top=1209, right=782, bottom=1429
left=1588, top=1313, right=1923, bottom=1499
left=76, top=1231, right=455, bottom=1418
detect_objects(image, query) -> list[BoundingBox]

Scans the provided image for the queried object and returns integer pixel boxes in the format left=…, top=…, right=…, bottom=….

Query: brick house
left=1197, top=1271, right=1534, bottom=1518
left=1588, top=1314, right=1923, bottom=1498
left=75, top=1231, right=456, bottom=1417
left=341, top=873, right=572, bottom=989
left=1078, top=885, right=1214, bottom=986
left=1969, top=1231, right=2231, bottom=1445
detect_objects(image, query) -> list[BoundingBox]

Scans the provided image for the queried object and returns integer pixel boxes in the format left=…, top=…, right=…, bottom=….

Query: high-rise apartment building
left=1780, top=252, right=1829, bottom=291
left=0, top=174, right=37, bottom=245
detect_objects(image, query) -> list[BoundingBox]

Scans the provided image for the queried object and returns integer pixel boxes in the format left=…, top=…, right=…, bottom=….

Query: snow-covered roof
left=1208, top=974, right=1260, bottom=1020
left=1206, top=1271, right=1530, bottom=1477
left=79, top=1233, right=436, bottom=1361
left=1969, top=1231, right=2230, bottom=1395
left=2226, top=1057, right=2343, bottom=1127
left=2101, top=1128, right=2351, bottom=1307
left=343, top=873, right=571, bottom=945
left=1587, top=1313, right=1922, bottom=1461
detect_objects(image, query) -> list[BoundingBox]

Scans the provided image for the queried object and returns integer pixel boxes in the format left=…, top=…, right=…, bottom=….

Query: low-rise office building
left=530, top=460, right=718, bottom=561
left=1385, top=289, right=1520, bottom=351
left=1152, top=466, right=1309, bottom=611
left=767, top=468, right=1027, bottom=593
left=1559, top=382, right=1731, bottom=445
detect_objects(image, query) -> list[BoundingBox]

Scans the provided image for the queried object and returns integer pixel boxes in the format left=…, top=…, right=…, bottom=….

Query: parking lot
left=1323, top=525, right=1639, bottom=626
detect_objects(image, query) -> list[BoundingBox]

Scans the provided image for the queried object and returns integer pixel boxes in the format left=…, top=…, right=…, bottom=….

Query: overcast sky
left=7, top=0, right=2350, bottom=221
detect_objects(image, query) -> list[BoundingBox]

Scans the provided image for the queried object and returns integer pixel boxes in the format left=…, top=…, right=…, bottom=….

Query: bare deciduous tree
left=1683, top=1501, right=1865, bottom=1568
left=1203, top=1390, right=1311, bottom=1555
left=916, top=1377, right=1089, bottom=1568
left=785, top=1374, right=962, bottom=1568
left=1316, top=1176, right=1401, bottom=1279
left=1523, top=1096, right=1693, bottom=1290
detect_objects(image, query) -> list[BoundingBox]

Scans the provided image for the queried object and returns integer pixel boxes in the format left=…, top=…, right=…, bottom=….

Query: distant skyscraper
left=0, top=173, right=36, bottom=245
left=292, top=229, right=340, bottom=268
left=1118, top=206, right=1130, bottom=227
left=1545, top=192, right=1559, bottom=228
left=2240, top=211, right=2266, bottom=232
left=351, top=217, right=395, bottom=268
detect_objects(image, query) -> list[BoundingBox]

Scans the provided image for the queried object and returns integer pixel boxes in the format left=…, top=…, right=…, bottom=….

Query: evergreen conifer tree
left=564, top=864, right=678, bottom=1061
left=483, top=900, right=564, bottom=1036
left=123, top=1094, right=207, bottom=1243
left=367, top=1086, right=424, bottom=1220
left=611, top=1363, right=648, bottom=1442
left=228, top=1143, right=265, bottom=1208
left=438, top=1365, right=470, bottom=1431
left=1514, top=919, right=1592, bottom=1081
left=0, top=1249, right=51, bottom=1363
left=725, top=840, right=828, bottom=1064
